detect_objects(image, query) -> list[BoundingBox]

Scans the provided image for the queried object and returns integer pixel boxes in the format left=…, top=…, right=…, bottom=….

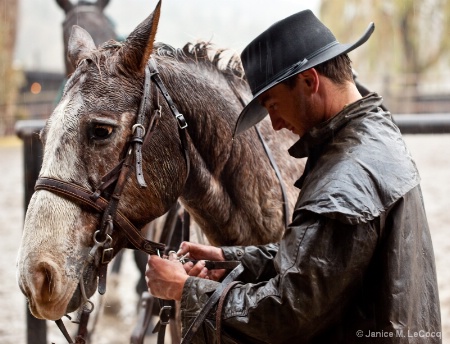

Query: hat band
left=252, top=40, right=339, bottom=95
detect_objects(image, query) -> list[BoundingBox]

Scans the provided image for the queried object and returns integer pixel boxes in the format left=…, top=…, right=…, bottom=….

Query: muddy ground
left=1, top=134, right=449, bottom=343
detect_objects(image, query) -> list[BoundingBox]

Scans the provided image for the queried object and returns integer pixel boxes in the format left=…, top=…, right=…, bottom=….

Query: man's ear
left=300, top=68, right=320, bottom=94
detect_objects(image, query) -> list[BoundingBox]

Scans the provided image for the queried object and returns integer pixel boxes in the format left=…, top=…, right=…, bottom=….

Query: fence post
left=15, top=119, right=47, bottom=344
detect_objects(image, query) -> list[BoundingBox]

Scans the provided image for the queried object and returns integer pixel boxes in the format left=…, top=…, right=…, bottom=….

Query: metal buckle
left=101, top=247, right=114, bottom=264
left=176, top=113, right=188, bottom=129
left=159, top=305, right=172, bottom=325
left=155, top=105, right=162, bottom=118
left=132, top=123, right=146, bottom=136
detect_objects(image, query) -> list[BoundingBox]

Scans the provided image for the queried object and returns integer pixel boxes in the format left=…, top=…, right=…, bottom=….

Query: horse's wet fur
left=17, top=2, right=304, bottom=321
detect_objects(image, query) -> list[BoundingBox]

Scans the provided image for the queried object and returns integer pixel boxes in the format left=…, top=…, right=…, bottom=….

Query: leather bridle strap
left=254, top=127, right=290, bottom=227
left=148, top=58, right=190, bottom=178
left=35, top=177, right=165, bottom=255
left=132, top=66, right=152, bottom=188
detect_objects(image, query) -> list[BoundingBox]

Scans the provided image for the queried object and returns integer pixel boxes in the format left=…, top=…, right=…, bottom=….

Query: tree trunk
left=0, top=0, right=20, bottom=136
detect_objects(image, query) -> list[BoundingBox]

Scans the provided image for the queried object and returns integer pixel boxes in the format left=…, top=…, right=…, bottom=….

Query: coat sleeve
left=221, top=243, right=279, bottom=283
left=180, top=209, right=379, bottom=343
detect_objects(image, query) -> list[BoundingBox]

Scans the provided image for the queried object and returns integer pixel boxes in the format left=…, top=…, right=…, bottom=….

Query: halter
left=35, top=57, right=189, bottom=343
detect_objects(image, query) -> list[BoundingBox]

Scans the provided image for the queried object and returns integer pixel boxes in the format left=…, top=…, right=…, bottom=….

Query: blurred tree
left=320, top=0, right=450, bottom=95
left=0, top=0, right=23, bottom=136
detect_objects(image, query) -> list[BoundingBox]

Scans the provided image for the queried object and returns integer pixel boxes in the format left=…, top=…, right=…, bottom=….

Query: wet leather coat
left=180, top=94, right=442, bottom=343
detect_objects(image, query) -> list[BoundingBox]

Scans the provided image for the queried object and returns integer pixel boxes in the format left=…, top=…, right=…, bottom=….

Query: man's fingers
left=168, top=250, right=178, bottom=261
left=187, top=260, right=207, bottom=277
left=177, top=242, right=190, bottom=256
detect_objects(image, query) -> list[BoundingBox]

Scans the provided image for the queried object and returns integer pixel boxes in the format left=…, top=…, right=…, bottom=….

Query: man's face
left=258, top=74, right=318, bottom=137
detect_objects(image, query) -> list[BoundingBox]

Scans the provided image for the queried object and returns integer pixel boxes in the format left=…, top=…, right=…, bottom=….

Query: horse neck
left=158, top=62, right=286, bottom=246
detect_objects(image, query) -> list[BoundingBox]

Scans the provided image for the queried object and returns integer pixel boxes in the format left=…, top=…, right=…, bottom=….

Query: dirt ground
left=1, top=134, right=449, bottom=344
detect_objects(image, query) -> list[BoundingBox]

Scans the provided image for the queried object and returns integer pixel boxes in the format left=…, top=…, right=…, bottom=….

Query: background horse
left=56, top=0, right=116, bottom=76
left=16, top=1, right=303, bottom=339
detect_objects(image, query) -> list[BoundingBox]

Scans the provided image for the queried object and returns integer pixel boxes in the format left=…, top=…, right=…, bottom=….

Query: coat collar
left=288, top=93, right=384, bottom=159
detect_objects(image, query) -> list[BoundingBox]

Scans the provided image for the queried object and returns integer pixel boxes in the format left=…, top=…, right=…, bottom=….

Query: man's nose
left=269, top=113, right=284, bottom=131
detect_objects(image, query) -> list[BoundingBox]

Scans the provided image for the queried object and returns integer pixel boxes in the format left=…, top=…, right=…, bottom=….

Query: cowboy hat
left=234, top=9, right=374, bottom=136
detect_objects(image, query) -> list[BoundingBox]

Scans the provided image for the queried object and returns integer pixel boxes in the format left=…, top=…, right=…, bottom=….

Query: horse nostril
left=32, top=261, right=60, bottom=302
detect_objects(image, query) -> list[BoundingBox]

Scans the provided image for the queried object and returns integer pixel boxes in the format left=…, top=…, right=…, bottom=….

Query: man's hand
left=178, top=242, right=227, bottom=282
left=146, top=252, right=189, bottom=301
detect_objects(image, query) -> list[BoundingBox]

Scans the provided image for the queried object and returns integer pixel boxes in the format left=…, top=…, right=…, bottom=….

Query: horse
left=56, top=0, right=116, bottom=76
left=16, top=1, right=303, bottom=339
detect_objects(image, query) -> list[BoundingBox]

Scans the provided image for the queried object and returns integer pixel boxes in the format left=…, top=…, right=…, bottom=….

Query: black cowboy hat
left=234, top=9, right=374, bottom=136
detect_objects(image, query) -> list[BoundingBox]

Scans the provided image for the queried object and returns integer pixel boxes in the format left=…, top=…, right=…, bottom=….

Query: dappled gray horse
left=17, top=1, right=302, bottom=328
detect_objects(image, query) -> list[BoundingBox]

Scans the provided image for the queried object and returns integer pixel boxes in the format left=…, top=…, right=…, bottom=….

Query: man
left=146, top=10, right=442, bottom=343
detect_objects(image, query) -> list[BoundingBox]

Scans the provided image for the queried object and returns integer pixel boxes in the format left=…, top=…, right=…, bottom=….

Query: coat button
left=236, top=249, right=244, bottom=257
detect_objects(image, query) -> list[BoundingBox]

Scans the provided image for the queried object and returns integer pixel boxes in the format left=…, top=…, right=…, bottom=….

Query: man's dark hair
left=283, top=53, right=354, bottom=88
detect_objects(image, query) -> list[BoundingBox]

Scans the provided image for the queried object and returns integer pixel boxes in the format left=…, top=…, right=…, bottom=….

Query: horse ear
left=121, top=0, right=162, bottom=74
left=67, top=25, right=97, bottom=68
left=55, top=0, right=73, bottom=13
left=96, top=0, right=110, bottom=11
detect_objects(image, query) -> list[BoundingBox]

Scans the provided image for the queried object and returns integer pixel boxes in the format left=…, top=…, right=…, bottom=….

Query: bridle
left=35, top=57, right=189, bottom=343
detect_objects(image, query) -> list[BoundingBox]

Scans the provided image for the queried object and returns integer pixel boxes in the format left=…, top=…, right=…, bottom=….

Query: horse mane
left=88, top=39, right=246, bottom=86
left=153, top=41, right=246, bottom=81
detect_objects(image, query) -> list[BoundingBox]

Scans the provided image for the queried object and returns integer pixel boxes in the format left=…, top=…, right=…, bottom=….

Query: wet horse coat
left=17, top=2, right=303, bottom=322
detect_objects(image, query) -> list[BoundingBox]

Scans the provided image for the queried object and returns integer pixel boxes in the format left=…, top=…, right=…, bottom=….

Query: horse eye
left=90, top=124, right=114, bottom=140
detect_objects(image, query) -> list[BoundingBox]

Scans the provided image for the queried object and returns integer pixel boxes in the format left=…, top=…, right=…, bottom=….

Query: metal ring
left=93, top=230, right=112, bottom=246
left=83, top=300, right=95, bottom=314
left=132, top=123, right=146, bottom=136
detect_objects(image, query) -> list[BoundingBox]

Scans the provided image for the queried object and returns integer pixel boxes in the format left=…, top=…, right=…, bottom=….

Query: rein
left=36, top=57, right=189, bottom=344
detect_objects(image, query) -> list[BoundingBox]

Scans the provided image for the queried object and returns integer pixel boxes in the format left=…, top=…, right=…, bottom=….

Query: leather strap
left=226, top=78, right=290, bottom=227
left=255, top=126, right=290, bottom=227
left=35, top=177, right=165, bottom=255
left=181, top=263, right=244, bottom=344
left=152, top=299, right=172, bottom=344
left=148, top=58, right=190, bottom=179
left=216, top=281, right=242, bottom=344
left=130, top=292, right=156, bottom=344
left=132, top=66, right=152, bottom=188
left=55, top=319, right=75, bottom=343
left=75, top=308, right=90, bottom=344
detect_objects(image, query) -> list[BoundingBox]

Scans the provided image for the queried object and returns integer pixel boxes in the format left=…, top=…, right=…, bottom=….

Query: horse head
left=17, top=1, right=301, bottom=321
left=56, top=0, right=117, bottom=76
left=17, top=2, right=178, bottom=320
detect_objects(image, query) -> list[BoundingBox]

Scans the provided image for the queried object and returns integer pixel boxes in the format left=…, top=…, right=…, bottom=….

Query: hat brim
left=234, top=22, right=375, bottom=136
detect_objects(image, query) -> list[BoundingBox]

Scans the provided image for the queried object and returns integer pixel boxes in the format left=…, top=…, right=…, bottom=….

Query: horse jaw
left=16, top=191, right=94, bottom=320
